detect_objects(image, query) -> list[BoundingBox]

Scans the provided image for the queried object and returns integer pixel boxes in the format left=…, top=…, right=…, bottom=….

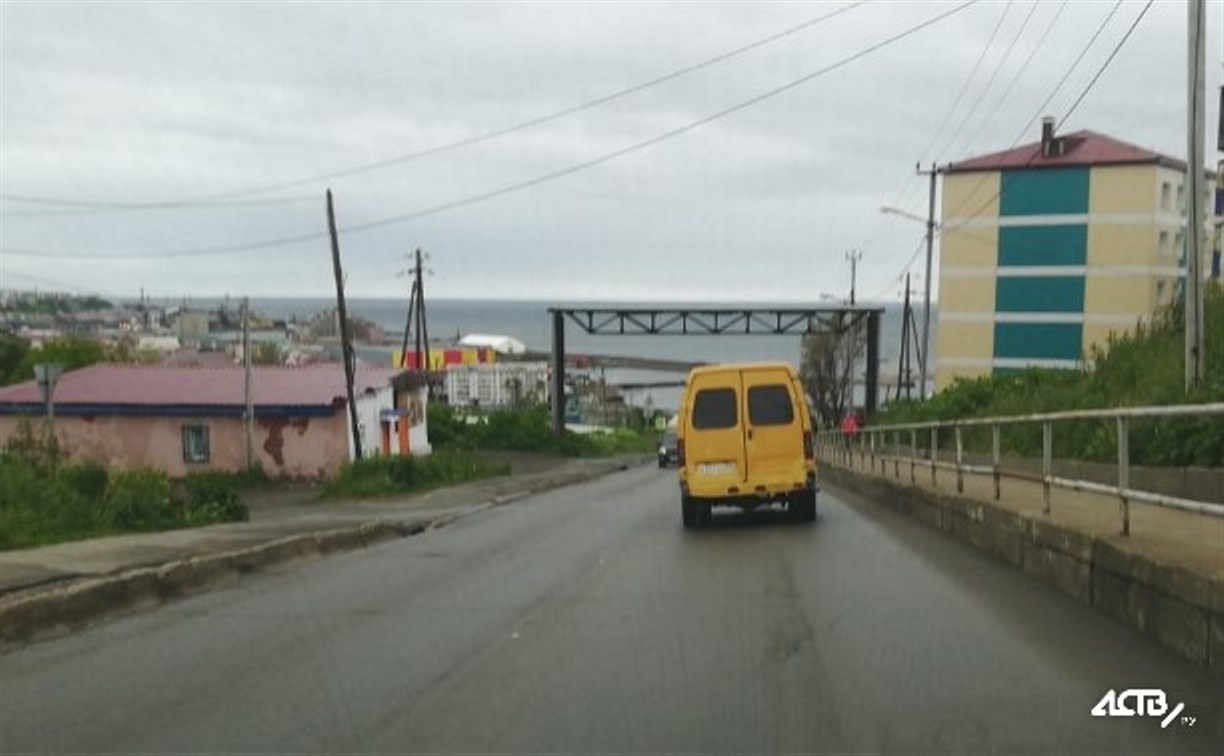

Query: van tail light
left=677, top=438, right=686, bottom=466
left=803, top=433, right=814, bottom=461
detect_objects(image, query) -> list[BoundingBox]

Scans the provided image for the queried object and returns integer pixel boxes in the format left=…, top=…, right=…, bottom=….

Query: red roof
left=0, top=363, right=401, bottom=409
left=946, top=130, right=1184, bottom=173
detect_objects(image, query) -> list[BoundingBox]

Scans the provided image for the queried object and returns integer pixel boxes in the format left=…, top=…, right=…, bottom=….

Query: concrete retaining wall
left=822, top=465, right=1224, bottom=675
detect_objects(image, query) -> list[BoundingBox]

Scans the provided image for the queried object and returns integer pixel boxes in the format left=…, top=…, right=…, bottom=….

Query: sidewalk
left=829, top=450, right=1224, bottom=579
left=0, top=453, right=649, bottom=645
left=820, top=451, right=1224, bottom=673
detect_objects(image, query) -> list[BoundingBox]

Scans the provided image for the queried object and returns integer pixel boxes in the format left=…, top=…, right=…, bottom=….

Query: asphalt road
left=1, top=466, right=1220, bottom=754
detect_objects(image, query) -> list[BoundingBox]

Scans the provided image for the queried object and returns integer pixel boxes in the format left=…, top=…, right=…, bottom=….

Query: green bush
left=180, top=472, right=250, bottom=525
left=873, top=284, right=1224, bottom=467
left=101, top=469, right=180, bottom=531
left=426, top=404, right=656, bottom=457
left=60, top=460, right=109, bottom=501
left=0, top=453, right=253, bottom=550
left=325, top=450, right=510, bottom=499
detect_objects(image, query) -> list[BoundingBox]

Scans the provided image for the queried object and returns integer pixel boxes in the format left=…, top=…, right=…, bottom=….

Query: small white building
left=457, top=333, right=527, bottom=355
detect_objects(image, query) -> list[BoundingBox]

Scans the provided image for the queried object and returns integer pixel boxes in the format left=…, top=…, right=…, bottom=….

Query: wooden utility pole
left=1185, top=0, right=1206, bottom=390
left=896, top=274, right=913, bottom=402
left=242, top=297, right=254, bottom=469
left=917, top=162, right=939, bottom=400
left=415, top=248, right=432, bottom=379
left=326, top=189, right=362, bottom=460
left=399, top=272, right=418, bottom=369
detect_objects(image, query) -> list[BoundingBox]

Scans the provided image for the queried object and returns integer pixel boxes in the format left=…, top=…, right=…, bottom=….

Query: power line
left=0, top=193, right=320, bottom=217
left=867, top=0, right=1127, bottom=297
left=940, top=0, right=1125, bottom=224
left=855, top=0, right=1011, bottom=259
left=0, top=0, right=869, bottom=213
left=1, top=0, right=978, bottom=262
left=913, top=0, right=1015, bottom=167
left=946, top=0, right=1152, bottom=229
left=931, top=0, right=1041, bottom=162
left=1057, top=0, right=1155, bottom=125
left=959, top=0, right=1071, bottom=158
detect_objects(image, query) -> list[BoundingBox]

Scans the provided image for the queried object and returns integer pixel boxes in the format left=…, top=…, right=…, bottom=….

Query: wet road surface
left=2, top=466, right=1220, bottom=753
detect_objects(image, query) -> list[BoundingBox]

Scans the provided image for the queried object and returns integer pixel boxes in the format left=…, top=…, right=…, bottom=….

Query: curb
left=0, top=455, right=649, bottom=650
left=0, top=521, right=423, bottom=649
left=822, top=464, right=1224, bottom=675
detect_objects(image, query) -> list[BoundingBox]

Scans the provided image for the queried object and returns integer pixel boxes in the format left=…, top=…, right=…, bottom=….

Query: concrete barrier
left=822, top=465, right=1224, bottom=675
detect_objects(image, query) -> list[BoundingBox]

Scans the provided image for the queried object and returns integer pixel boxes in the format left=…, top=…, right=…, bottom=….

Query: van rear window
left=692, top=388, right=737, bottom=429
left=747, top=385, right=794, bottom=425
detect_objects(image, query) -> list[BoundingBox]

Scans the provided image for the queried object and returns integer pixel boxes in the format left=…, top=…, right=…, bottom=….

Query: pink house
left=0, top=364, right=430, bottom=479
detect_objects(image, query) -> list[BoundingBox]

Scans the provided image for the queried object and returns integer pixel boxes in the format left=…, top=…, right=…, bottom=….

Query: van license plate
left=697, top=462, right=736, bottom=475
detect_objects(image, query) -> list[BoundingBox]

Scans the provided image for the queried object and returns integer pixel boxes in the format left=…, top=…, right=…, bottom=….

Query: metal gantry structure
left=548, top=306, right=884, bottom=434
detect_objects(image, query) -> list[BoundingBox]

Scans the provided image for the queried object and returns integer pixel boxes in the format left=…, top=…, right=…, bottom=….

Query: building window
left=1177, top=184, right=1185, bottom=211
left=1161, top=182, right=1172, bottom=210
left=1175, top=230, right=1184, bottom=260
left=182, top=425, right=210, bottom=463
left=1156, top=280, right=1166, bottom=303
left=1158, top=231, right=1170, bottom=257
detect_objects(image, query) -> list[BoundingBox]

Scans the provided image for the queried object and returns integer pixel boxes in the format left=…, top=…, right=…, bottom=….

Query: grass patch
left=427, top=404, right=658, bottom=457
left=323, top=449, right=510, bottom=499
left=0, top=421, right=250, bottom=551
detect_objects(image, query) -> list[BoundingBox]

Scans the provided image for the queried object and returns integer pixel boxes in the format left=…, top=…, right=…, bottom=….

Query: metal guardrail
left=815, top=403, right=1224, bottom=536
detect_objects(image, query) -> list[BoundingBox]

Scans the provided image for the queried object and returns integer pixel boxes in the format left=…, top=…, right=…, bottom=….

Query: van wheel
left=792, top=490, right=817, bottom=523
left=681, top=495, right=697, bottom=529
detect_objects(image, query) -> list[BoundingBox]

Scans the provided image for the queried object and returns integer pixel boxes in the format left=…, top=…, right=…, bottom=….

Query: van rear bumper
left=682, top=473, right=816, bottom=504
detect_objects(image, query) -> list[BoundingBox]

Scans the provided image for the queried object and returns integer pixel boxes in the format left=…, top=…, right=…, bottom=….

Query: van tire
left=792, top=490, right=817, bottom=523
left=681, top=495, right=697, bottom=529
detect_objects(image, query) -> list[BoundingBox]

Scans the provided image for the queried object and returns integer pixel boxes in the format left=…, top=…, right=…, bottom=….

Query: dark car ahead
left=658, top=428, right=679, bottom=468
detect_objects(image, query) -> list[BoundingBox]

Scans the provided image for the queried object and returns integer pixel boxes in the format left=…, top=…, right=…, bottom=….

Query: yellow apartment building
left=936, top=120, right=1216, bottom=389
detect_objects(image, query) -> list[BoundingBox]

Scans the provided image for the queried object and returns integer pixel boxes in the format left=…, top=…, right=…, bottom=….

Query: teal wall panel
left=995, top=276, right=1085, bottom=312
left=999, top=167, right=1089, bottom=216
left=993, top=323, right=1083, bottom=360
left=997, top=225, right=1087, bottom=266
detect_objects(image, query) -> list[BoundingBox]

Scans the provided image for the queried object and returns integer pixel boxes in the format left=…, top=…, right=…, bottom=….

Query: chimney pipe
left=1041, top=116, right=1056, bottom=157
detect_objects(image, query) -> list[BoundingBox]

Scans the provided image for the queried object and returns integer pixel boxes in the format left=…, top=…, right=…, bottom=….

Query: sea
left=197, top=297, right=934, bottom=411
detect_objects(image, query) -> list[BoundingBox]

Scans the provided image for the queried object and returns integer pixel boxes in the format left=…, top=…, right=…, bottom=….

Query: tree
left=0, top=334, right=31, bottom=386
left=251, top=342, right=282, bottom=366
left=9, top=336, right=108, bottom=386
left=799, top=316, right=864, bottom=428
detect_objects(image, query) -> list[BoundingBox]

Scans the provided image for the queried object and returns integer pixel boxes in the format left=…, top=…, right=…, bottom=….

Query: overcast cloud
left=1, top=0, right=1220, bottom=303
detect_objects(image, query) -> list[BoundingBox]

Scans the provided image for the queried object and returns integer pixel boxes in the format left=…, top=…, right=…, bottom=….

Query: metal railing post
left=869, top=431, right=877, bottom=474
left=954, top=425, right=964, bottom=493
left=1117, top=416, right=1130, bottom=536
left=1042, top=421, right=1052, bottom=515
left=909, top=429, right=917, bottom=483
left=929, top=426, right=938, bottom=487
left=991, top=423, right=1001, bottom=500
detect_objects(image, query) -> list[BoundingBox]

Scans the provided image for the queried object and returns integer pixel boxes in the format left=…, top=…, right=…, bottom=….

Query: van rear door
left=686, top=371, right=746, bottom=484
left=741, top=367, right=804, bottom=485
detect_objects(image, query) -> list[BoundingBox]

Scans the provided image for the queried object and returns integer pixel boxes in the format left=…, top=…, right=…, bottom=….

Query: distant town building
left=444, top=362, right=550, bottom=408
left=394, top=346, right=497, bottom=371
left=936, top=120, right=1218, bottom=389
left=0, top=364, right=430, bottom=478
left=175, top=310, right=211, bottom=343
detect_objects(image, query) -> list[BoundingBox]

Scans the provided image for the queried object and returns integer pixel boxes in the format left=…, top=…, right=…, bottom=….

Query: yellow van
left=676, top=362, right=816, bottom=527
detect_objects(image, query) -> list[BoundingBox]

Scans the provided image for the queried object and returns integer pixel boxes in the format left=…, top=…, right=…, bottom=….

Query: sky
left=1, top=0, right=1221, bottom=303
